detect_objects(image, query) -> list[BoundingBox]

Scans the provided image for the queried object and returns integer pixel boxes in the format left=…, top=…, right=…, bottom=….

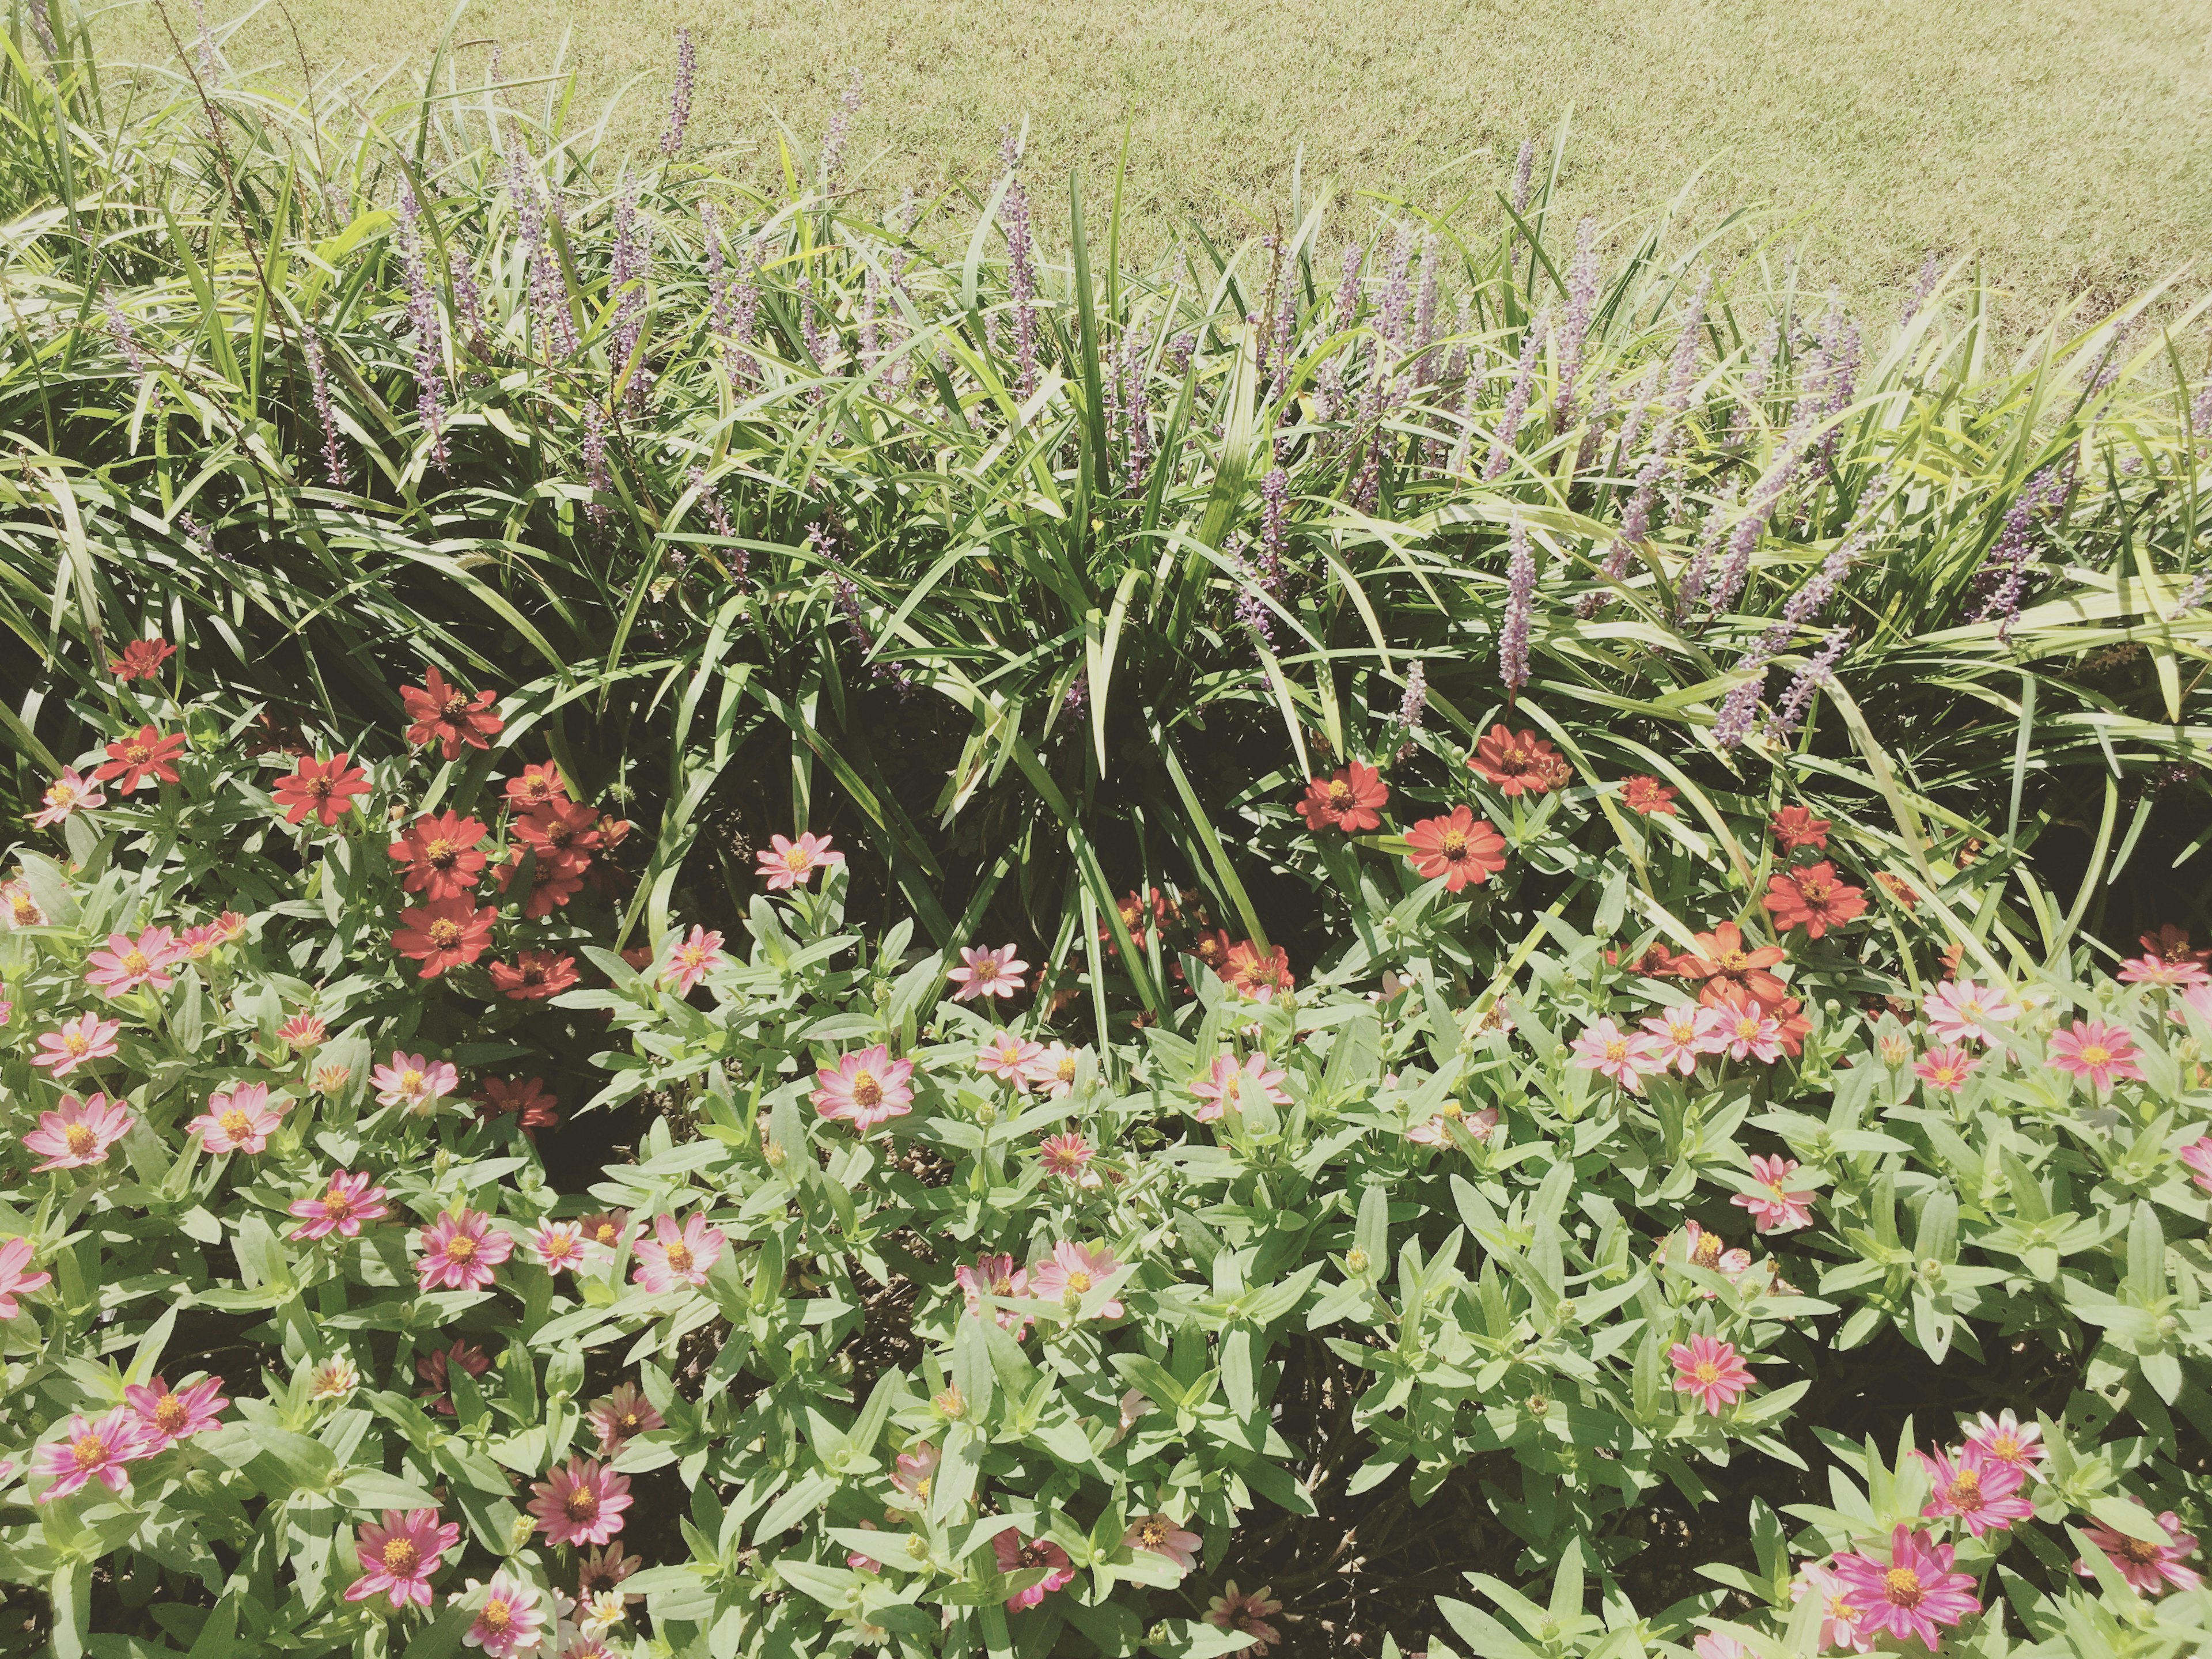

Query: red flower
left=1221, top=940, right=1295, bottom=999
left=1297, top=762, right=1389, bottom=833
left=497, top=849, right=586, bottom=918
left=108, top=637, right=176, bottom=681
left=1619, top=775, right=1676, bottom=816
left=513, top=799, right=604, bottom=863
left=392, top=897, right=496, bottom=978
left=388, top=812, right=490, bottom=900
left=1763, top=861, right=1867, bottom=940
left=503, top=762, right=569, bottom=808
left=1467, top=726, right=1569, bottom=797
left=1874, top=871, right=1921, bottom=911
left=93, top=726, right=187, bottom=795
left=1771, top=805, right=1830, bottom=852
left=272, top=752, right=371, bottom=827
left=1674, top=922, right=1788, bottom=1003
left=1100, top=887, right=1176, bottom=953
left=400, top=666, right=504, bottom=759
left=488, top=950, right=578, bottom=1001
left=1608, top=940, right=1686, bottom=975
left=479, top=1076, right=560, bottom=1133
left=1404, top=806, right=1509, bottom=891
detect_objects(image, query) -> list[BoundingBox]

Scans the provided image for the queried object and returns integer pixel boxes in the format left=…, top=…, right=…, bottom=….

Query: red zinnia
left=272, top=752, right=372, bottom=827
left=392, top=897, right=496, bottom=978
left=479, top=1076, right=561, bottom=1132
left=487, top=951, right=578, bottom=1001
left=1763, top=861, right=1867, bottom=940
left=93, top=726, right=188, bottom=795
left=503, top=762, right=569, bottom=808
left=1619, top=775, right=1677, bottom=816
left=497, top=849, right=586, bottom=918
left=109, top=637, right=176, bottom=681
left=1674, top=922, right=1788, bottom=1004
left=1771, top=805, right=1830, bottom=853
left=1467, top=726, right=1569, bottom=797
left=400, top=666, right=504, bottom=759
left=1221, top=940, right=1295, bottom=999
left=1404, top=806, right=1509, bottom=891
left=513, top=799, right=604, bottom=862
left=1297, top=762, right=1389, bottom=834
left=388, top=812, right=490, bottom=900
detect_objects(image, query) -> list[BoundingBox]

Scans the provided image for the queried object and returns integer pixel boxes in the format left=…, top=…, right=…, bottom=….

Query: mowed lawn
left=124, top=0, right=2210, bottom=313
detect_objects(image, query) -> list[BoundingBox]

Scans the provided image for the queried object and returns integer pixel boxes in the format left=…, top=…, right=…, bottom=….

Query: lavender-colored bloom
left=1899, top=252, right=1941, bottom=328
left=1378, top=225, right=1414, bottom=351
left=2086, top=320, right=2132, bottom=393
left=1499, top=517, right=1536, bottom=693
left=580, top=402, right=611, bottom=525
left=1675, top=483, right=1739, bottom=620
left=859, top=266, right=884, bottom=374
left=101, top=289, right=157, bottom=403
left=796, top=274, right=834, bottom=369
left=1000, top=137, right=1039, bottom=400
left=177, top=512, right=215, bottom=558
left=1553, top=219, right=1600, bottom=429
left=609, top=173, right=652, bottom=411
left=191, top=0, right=221, bottom=79
left=661, top=28, right=695, bottom=156
left=1270, top=259, right=1298, bottom=385
left=1573, top=373, right=1613, bottom=478
left=1397, top=660, right=1427, bottom=733
left=450, top=259, right=488, bottom=361
left=1112, top=322, right=1154, bottom=489
left=27, top=0, right=58, bottom=60
left=2171, top=573, right=2210, bottom=620
left=1510, top=139, right=1537, bottom=215
left=1763, top=629, right=1851, bottom=743
left=820, top=70, right=862, bottom=191
left=2190, top=378, right=2212, bottom=440
left=507, top=155, right=577, bottom=359
left=1619, top=276, right=1709, bottom=544
left=814, top=521, right=911, bottom=689
left=1732, top=318, right=1781, bottom=442
left=1334, top=245, right=1364, bottom=330
left=1259, top=464, right=1290, bottom=582
left=1971, top=463, right=2072, bottom=641
left=1442, top=293, right=1474, bottom=387
left=1064, top=668, right=1089, bottom=713
left=685, top=464, right=747, bottom=582
left=1349, top=440, right=1382, bottom=514
left=1165, top=329, right=1197, bottom=379
left=301, top=331, right=350, bottom=490
left=1484, top=311, right=1546, bottom=482
left=395, top=181, right=448, bottom=470
left=1708, top=399, right=1820, bottom=619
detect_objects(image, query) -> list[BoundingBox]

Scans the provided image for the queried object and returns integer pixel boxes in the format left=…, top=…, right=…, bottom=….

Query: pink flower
left=84, top=926, right=183, bottom=997
left=948, top=942, right=1028, bottom=1001
left=661, top=925, right=725, bottom=995
left=756, top=831, right=844, bottom=891
left=29, top=768, right=104, bottom=828
left=1915, top=1444, right=2033, bottom=1537
left=1692, top=1638, right=1748, bottom=1659
left=631, top=1211, right=726, bottom=1291
left=2181, top=1138, right=2212, bottom=1194
left=1408, top=1102, right=1501, bottom=1146
left=1029, top=1241, right=1124, bottom=1320
left=458, top=1569, right=543, bottom=1658
left=1571, top=1018, right=1659, bottom=1092
left=1203, top=1583, right=1283, bottom=1654
left=1676, top=1220, right=1752, bottom=1294
left=278, top=1012, right=328, bottom=1050
left=344, top=1508, right=460, bottom=1608
left=177, top=923, right=222, bottom=961
left=24, top=1092, right=132, bottom=1171
left=847, top=1519, right=885, bottom=1572
left=977, top=1029, right=1044, bottom=1088
left=1023, top=1041, right=1084, bottom=1097
left=124, top=1375, right=229, bottom=1450
left=529, top=1456, right=633, bottom=1547
left=2074, top=1505, right=2200, bottom=1596
left=811, top=1044, right=915, bottom=1131
left=416, top=1209, right=512, bottom=1292
left=587, top=1384, right=665, bottom=1455
left=188, top=1082, right=287, bottom=1154
left=2048, top=1019, right=2145, bottom=1091
left=288, top=1171, right=392, bottom=1240
left=1039, top=1131, right=1100, bottom=1185
left=1639, top=1005, right=1725, bottom=1074
left=953, top=1253, right=1034, bottom=1335
left=1188, top=1053, right=1291, bottom=1122
left=888, top=1440, right=941, bottom=1509
left=1913, top=1044, right=1979, bottom=1094
left=1, top=879, right=46, bottom=929
left=1791, top=1562, right=1875, bottom=1654
left=2119, top=953, right=2207, bottom=987
left=1709, top=994, right=1783, bottom=1063
left=33, top=1408, right=151, bottom=1501
left=371, top=1051, right=459, bottom=1112
left=1831, top=1525, right=1980, bottom=1648
left=991, top=1529, right=1075, bottom=1611
left=1922, top=978, right=2021, bottom=1046
left=1731, top=1154, right=1816, bottom=1233
left=1961, top=1410, right=2046, bottom=1472
left=31, top=1013, right=122, bottom=1079
left=1669, top=1334, right=1754, bottom=1415
left=529, top=1221, right=588, bottom=1272
left=2180, top=981, right=2212, bottom=1029
left=1123, top=1514, right=1202, bottom=1573
left=0, top=1237, right=53, bottom=1319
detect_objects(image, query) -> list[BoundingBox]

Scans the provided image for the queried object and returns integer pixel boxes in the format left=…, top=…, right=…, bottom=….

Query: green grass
left=114, top=0, right=2212, bottom=315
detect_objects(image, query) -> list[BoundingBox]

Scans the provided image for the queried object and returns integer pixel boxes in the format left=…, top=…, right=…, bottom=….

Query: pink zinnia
left=2118, top=953, right=2207, bottom=987
left=1669, top=1334, right=1754, bottom=1415
left=124, top=1375, right=229, bottom=1450
left=1677, top=1219, right=1752, bottom=1294
left=1123, top=1514, right=1202, bottom=1573
left=416, top=1209, right=513, bottom=1292
left=661, top=925, right=725, bottom=995
left=371, top=1051, right=459, bottom=1112
left=1189, top=1053, right=1291, bottom=1122
left=757, top=831, right=845, bottom=890
left=1570, top=1018, right=1658, bottom=1092
left=24, top=1092, right=133, bottom=1171
left=2181, top=1137, right=2212, bottom=1194
left=1922, top=978, right=2021, bottom=1047
left=0, top=1237, right=53, bottom=1319
left=1731, top=1154, right=1816, bottom=1233
left=529, top=1456, right=633, bottom=1547
left=588, top=1384, right=665, bottom=1455
left=1829, top=1525, right=1980, bottom=1649
left=343, top=1508, right=460, bottom=1609
left=1913, top=1044, right=1979, bottom=1094
left=1023, top=1041, right=1085, bottom=1097
left=529, top=1220, right=588, bottom=1272
left=1408, top=1102, right=1500, bottom=1146
left=953, top=1253, right=1034, bottom=1334
left=947, top=942, right=1028, bottom=1001
left=33, top=1408, right=151, bottom=1501
left=188, top=1082, right=287, bottom=1154
left=1639, top=1005, right=1724, bottom=1074
left=1039, top=1131, right=1098, bottom=1184
left=992, top=1529, right=1075, bottom=1611
left=278, top=1012, right=329, bottom=1050
left=811, top=1044, right=915, bottom=1131
left=1710, top=994, right=1783, bottom=1063
left=2074, top=1505, right=2200, bottom=1596
left=458, top=1570, right=543, bottom=1658
left=1915, top=1444, right=2033, bottom=1537
left=2048, top=1019, right=2144, bottom=1091
left=1030, top=1241, right=1125, bottom=1320
left=632, top=1211, right=726, bottom=1291
left=31, top=1013, right=122, bottom=1078
left=84, top=926, right=183, bottom=997
left=30, top=768, right=104, bottom=828
left=1961, top=1410, right=2046, bottom=1472
left=288, top=1170, right=392, bottom=1240
left=891, top=1440, right=941, bottom=1506
left=977, top=1029, right=1044, bottom=1088
left=1791, top=1562, right=1875, bottom=1654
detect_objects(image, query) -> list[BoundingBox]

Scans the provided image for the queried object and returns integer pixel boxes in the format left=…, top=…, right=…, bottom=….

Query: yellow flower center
left=1056, top=1055, right=1078, bottom=1082
left=63, top=1032, right=90, bottom=1056
left=565, top=1487, right=597, bottom=1520
left=783, top=847, right=812, bottom=871
left=154, top=1396, right=189, bottom=1433
left=423, top=838, right=458, bottom=867
left=428, top=919, right=463, bottom=947
left=323, top=1192, right=355, bottom=1221
left=1691, top=1235, right=1721, bottom=1268
left=122, top=741, right=151, bottom=764
left=122, top=950, right=150, bottom=974
left=1883, top=1567, right=1923, bottom=1607
left=1949, top=1469, right=1982, bottom=1505
left=399, top=1070, right=424, bottom=1094
left=1327, top=781, right=1352, bottom=806
left=381, top=1539, right=420, bottom=1574
left=852, top=1072, right=882, bottom=1108
left=1067, top=1270, right=1092, bottom=1293
left=1603, top=1038, right=1628, bottom=1062
left=594, top=1223, right=618, bottom=1245
left=1138, top=1517, right=1171, bottom=1547
left=219, top=1110, right=251, bottom=1140
left=480, top=1598, right=512, bottom=1634
left=71, top=1433, right=107, bottom=1468
left=2078, top=1044, right=2111, bottom=1067
left=1693, top=1361, right=1719, bottom=1384
left=2115, top=1537, right=2161, bottom=1565
left=1440, top=830, right=1468, bottom=856
left=65, top=1124, right=99, bottom=1157
left=444, top=1235, right=477, bottom=1263
left=664, top=1241, right=694, bottom=1274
